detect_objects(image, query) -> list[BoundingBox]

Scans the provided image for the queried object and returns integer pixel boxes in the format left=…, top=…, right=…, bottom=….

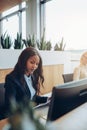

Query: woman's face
left=25, top=55, right=40, bottom=75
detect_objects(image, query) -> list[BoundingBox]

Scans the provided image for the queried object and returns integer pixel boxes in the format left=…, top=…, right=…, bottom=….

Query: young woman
left=73, top=51, right=87, bottom=80
left=4, top=47, right=49, bottom=112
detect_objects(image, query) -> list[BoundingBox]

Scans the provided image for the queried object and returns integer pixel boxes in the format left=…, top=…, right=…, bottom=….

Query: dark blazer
left=4, top=72, right=47, bottom=111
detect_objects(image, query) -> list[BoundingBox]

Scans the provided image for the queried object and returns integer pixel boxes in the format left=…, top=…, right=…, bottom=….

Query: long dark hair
left=13, top=47, right=44, bottom=93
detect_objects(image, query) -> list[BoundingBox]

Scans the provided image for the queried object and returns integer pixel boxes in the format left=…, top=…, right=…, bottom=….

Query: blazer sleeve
left=4, top=75, right=17, bottom=106
left=33, top=95, right=48, bottom=104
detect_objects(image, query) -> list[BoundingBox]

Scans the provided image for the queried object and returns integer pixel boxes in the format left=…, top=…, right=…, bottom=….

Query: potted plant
left=14, top=32, right=24, bottom=49
left=37, top=29, right=52, bottom=50
left=22, top=34, right=36, bottom=48
left=54, top=37, right=66, bottom=51
left=46, top=41, right=52, bottom=50
left=0, top=32, right=13, bottom=49
left=0, top=32, right=23, bottom=69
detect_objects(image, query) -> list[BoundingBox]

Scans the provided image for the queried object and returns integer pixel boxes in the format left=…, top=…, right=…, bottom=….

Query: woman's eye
left=30, top=61, right=39, bottom=66
left=30, top=61, right=34, bottom=64
left=31, top=62, right=34, bottom=64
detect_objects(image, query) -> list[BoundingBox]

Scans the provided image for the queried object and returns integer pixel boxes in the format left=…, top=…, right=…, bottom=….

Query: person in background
left=73, top=51, right=87, bottom=80
left=4, top=47, right=50, bottom=113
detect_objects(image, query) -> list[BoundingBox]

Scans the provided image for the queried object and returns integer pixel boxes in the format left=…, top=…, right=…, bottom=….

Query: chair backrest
left=0, top=83, right=5, bottom=107
left=62, top=73, right=73, bottom=83
left=0, top=83, right=6, bottom=120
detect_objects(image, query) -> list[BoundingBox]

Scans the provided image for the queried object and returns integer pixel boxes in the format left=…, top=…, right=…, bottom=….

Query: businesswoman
left=73, top=51, right=87, bottom=80
left=4, top=47, right=49, bottom=113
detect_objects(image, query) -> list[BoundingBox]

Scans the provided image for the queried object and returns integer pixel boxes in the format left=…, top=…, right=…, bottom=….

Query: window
left=45, top=0, right=87, bottom=50
left=1, top=2, right=26, bottom=41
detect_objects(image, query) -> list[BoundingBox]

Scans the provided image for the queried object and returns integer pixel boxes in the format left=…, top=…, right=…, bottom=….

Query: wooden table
left=0, top=118, right=8, bottom=130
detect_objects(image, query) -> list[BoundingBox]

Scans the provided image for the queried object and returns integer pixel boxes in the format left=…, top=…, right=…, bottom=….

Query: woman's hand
left=47, top=96, right=52, bottom=102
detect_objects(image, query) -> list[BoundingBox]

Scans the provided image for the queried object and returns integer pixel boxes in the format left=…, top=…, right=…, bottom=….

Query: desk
left=47, top=102, right=87, bottom=130
left=0, top=105, right=49, bottom=130
left=0, top=118, right=8, bottom=130
left=1, top=102, right=87, bottom=130
left=0, top=92, right=51, bottom=130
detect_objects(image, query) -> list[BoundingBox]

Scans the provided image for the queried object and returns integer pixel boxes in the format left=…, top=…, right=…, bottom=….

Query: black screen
left=47, top=78, right=87, bottom=121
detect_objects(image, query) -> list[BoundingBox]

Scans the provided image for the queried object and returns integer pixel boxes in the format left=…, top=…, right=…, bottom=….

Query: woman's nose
left=33, top=64, right=37, bottom=69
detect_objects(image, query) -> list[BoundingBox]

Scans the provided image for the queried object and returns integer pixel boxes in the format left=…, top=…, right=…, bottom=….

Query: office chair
left=62, top=73, right=73, bottom=83
left=0, top=83, right=6, bottom=120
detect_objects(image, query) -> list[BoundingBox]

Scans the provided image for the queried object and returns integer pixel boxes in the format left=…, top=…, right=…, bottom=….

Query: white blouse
left=73, top=64, right=87, bottom=80
left=24, top=75, right=35, bottom=99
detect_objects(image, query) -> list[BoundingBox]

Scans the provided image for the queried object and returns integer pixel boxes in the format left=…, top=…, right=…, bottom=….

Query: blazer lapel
left=23, top=80, right=31, bottom=98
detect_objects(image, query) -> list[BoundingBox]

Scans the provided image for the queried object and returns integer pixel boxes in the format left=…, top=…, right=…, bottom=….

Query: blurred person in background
left=73, top=51, right=87, bottom=80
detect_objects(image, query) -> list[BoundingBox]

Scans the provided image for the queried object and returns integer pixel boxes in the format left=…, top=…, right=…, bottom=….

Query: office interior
left=0, top=0, right=87, bottom=130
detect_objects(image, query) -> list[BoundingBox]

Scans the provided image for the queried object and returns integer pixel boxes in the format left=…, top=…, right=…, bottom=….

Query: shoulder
left=5, top=71, right=20, bottom=84
left=74, top=64, right=86, bottom=71
left=5, top=71, right=15, bottom=80
left=74, top=65, right=82, bottom=72
left=4, top=71, right=23, bottom=90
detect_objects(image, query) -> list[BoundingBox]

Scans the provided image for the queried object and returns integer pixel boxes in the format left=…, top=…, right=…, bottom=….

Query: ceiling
left=0, top=0, right=22, bottom=13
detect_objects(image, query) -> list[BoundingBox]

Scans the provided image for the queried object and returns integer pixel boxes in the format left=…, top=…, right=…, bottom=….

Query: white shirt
left=24, top=75, right=35, bottom=99
left=73, top=64, right=87, bottom=80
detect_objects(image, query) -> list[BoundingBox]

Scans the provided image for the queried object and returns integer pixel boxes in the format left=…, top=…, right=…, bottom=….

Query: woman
left=73, top=51, right=87, bottom=80
left=4, top=47, right=49, bottom=112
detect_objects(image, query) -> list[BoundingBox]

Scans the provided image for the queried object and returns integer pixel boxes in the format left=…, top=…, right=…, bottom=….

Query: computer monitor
left=47, top=78, right=87, bottom=121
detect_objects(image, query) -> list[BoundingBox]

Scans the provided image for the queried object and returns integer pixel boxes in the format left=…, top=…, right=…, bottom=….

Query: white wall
left=0, top=49, right=82, bottom=74
left=0, top=49, right=22, bottom=69
left=39, top=50, right=71, bottom=74
left=0, top=49, right=71, bottom=73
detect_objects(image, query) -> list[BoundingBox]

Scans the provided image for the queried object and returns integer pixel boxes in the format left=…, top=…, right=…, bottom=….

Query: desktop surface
left=35, top=105, right=49, bottom=119
left=1, top=103, right=87, bottom=130
left=0, top=105, right=49, bottom=130
left=47, top=102, right=87, bottom=130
